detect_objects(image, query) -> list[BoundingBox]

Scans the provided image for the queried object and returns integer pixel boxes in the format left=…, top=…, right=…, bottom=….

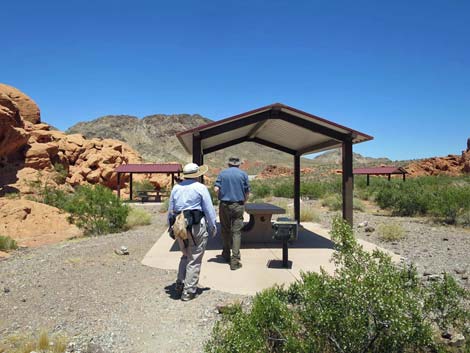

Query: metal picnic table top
left=244, top=202, right=286, bottom=215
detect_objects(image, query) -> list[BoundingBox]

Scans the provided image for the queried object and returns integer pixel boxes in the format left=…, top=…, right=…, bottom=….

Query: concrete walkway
left=142, top=222, right=400, bottom=295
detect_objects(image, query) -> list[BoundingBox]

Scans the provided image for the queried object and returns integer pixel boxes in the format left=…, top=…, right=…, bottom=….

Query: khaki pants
left=177, top=218, right=208, bottom=295
left=219, top=202, right=244, bottom=262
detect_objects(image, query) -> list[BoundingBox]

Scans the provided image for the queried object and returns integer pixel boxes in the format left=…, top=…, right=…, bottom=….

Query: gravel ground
left=1, top=203, right=469, bottom=352
left=318, top=203, right=470, bottom=289
left=0, top=205, right=246, bottom=353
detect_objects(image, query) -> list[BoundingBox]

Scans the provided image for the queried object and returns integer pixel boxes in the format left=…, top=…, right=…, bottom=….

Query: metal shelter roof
left=115, top=163, right=182, bottom=173
left=354, top=166, right=407, bottom=175
left=177, top=103, right=373, bottom=156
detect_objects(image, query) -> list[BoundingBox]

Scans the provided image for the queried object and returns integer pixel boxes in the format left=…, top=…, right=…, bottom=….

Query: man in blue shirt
left=168, top=163, right=217, bottom=301
left=214, top=157, right=250, bottom=270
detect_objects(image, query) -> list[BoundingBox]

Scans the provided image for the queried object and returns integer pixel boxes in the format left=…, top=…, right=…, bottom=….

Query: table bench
left=135, top=190, right=169, bottom=203
left=241, top=202, right=286, bottom=243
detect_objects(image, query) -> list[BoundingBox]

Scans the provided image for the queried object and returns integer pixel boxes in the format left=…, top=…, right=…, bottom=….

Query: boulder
left=0, top=93, right=29, bottom=158
left=24, top=143, right=59, bottom=169
left=0, top=83, right=40, bottom=123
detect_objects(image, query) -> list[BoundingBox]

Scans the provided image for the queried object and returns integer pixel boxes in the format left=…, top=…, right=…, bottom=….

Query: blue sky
left=2, top=0, right=469, bottom=161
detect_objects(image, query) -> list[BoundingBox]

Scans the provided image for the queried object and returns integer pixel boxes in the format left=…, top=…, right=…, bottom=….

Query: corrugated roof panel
left=256, top=119, right=332, bottom=151
left=202, top=123, right=257, bottom=150
left=176, top=103, right=374, bottom=155
left=354, top=167, right=407, bottom=175
left=115, top=164, right=182, bottom=173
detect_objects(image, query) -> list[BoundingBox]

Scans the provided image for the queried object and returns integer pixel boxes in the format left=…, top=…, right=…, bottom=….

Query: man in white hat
left=168, top=162, right=217, bottom=301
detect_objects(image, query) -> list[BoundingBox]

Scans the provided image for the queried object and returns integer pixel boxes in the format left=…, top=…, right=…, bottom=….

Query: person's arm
left=167, top=188, right=176, bottom=226
left=200, top=186, right=217, bottom=235
left=243, top=173, right=250, bottom=201
left=214, top=173, right=222, bottom=197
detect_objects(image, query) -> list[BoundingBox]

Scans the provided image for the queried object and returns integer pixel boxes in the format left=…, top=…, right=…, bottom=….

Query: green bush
left=250, top=181, right=272, bottom=199
left=321, top=194, right=342, bottom=211
left=65, top=185, right=129, bottom=236
left=126, top=207, right=152, bottom=228
left=159, top=197, right=170, bottom=213
left=132, top=180, right=155, bottom=197
left=370, top=176, right=470, bottom=224
left=273, top=182, right=294, bottom=198
left=206, top=217, right=470, bottom=353
left=0, top=235, right=18, bottom=251
left=53, top=163, right=68, bottom=184
left=377, top=223, right=406, bottom=242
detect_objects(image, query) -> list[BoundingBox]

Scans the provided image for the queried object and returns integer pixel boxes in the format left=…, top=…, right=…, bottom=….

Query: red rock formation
left=0, top=83, right=145, bottom=195
left=406, top=148, right=470, bottom=177
left=257, top=164, right=316, bottom=179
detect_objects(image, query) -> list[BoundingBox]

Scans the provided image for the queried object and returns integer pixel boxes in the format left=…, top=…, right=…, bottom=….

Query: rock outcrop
left=0, top=199, right=81, bottom=247
left=0, top=83, right=40, bottom=124
left=0, top=83, right=144, bottom=195
left=406, top=147, right=470, bottom=177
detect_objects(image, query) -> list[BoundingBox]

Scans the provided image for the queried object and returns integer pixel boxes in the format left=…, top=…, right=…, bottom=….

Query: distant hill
left=310, top=149, right=392, bottom=167
left=66, top=114, right=391, bottom=174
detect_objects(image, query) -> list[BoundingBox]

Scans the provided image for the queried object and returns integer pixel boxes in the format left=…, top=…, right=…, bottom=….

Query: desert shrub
left=456, top=209, right=470, bottom=227
left=273, top=182, right=294, bottom=198
left=1, top=330, right=67, bottom=353
left=372, top=177, right=470, bottom=225
left=300, top=205, right=320, bottom=222
left=377, top=223, right=406, bottom=242
left=132, top=180, right=155, bottom=197
left=353, top=197, right=365, bottom=211
left=206, top=217, right=470, bottom=353
left=126, top=207, right=152, bottom=228
left=250, top=181, right=272, bottom=199
left=300, top=182, right=326, bottom=199
left=0, top=235, right=18, bottom=251
left=159, top=197, right=170, bottom=213
left=37, top=185, right=71, bottom=210
left=321, top=194, right=342, bottom=211
left=53, top=163, right=68, bottom=184
left=65, top=184, right=129, bottom=236
left=208, top=187, right=220, bottom=206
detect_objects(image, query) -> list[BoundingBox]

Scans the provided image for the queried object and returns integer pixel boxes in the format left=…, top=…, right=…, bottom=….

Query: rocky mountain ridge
left=66, top=114, right=393, bottom=174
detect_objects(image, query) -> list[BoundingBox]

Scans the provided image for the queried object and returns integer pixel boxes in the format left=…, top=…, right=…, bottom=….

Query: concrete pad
left=142, top=222, right=400, bottom=295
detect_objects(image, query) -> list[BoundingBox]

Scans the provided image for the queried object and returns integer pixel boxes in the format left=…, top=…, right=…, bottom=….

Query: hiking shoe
left=230, top=262, right=242, bottom=271
left=220, top=251, right=231, bottom=263
left=181, top=292, right=196, bottom=301
left=175, top=281, right=184, bottom=297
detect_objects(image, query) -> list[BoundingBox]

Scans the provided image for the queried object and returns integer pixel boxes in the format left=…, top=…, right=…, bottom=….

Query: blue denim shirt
left=214, top=167, right=250, bottom=202
left=168, top=179, right=217, bottom=231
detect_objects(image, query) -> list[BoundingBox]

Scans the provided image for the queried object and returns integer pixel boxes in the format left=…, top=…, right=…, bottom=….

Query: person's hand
left=210, top=226, right=217, bottom=238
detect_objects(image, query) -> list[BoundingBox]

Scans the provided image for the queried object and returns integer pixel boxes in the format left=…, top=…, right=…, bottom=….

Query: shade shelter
left=115, top=163, right=182, bottom=200
left=354, top=166, right=408, bottom=186
left=177, top=103, right=373, bottom=224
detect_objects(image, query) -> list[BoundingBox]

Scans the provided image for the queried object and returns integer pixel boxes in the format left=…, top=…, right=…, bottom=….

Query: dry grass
left=126, top=207, right=152, bottom=228
left=378, top=223, right=406, bottom=242
left=0, top=235, right=18, bottom=252
left=1, top=331, right=67, bottom=353
left=300, top=205, right=321, bottom=222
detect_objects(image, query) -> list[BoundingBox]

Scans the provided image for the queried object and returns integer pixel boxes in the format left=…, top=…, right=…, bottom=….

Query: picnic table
left=241, top=202, right=286, bottom=243
left=135, top=189, right=169, bottom=203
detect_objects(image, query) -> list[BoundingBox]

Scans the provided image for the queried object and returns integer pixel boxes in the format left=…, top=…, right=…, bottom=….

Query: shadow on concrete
left=163, top=282, right=211, bottom=301
left=168, top=223, right=334, bottom=252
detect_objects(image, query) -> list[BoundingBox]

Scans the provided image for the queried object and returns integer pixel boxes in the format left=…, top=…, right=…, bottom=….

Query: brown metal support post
left=117, top=173, right=121, bottom=199
left=294, top=154, right=301, bottom=223
left=403, top=173, right=406, bottom=182
left=192, top=134, right=204, bottom=184
left=171, top=173, right=175, bottom=187
left=342, top=139, right=353, bottom=225
left=366, top=174, right=370, bottom=186
left=129, top=173, right=133, bottom=201
left=388, top=174, right=391, bottom=181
